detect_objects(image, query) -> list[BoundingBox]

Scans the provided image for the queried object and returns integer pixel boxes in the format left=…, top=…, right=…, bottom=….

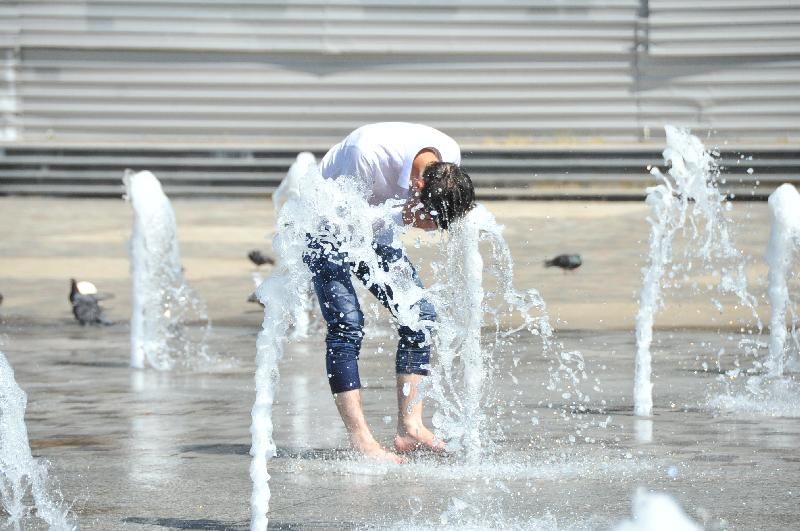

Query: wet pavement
left=1, top=197, right=798, bottom=530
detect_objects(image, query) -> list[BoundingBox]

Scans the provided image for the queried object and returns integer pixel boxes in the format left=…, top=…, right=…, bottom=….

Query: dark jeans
left=303, top=237, right=437, bottom=394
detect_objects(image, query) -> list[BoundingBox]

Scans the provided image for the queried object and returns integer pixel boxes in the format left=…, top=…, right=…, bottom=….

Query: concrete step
left=0, top=145, right=798, bottom=198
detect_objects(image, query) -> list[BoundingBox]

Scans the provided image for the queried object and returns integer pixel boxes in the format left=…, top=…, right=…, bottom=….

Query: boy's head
left=419, top=162, right=475, bottom=230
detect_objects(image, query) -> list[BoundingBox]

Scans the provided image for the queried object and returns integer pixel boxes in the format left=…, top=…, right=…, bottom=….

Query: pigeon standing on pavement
left=544, top=254, right=583, bottom=271
left=248, top=249, right=275, bottom=267
left=69, top=279, right=113, bottom=326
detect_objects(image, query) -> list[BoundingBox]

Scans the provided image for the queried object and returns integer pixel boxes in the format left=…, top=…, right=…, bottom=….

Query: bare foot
left=351, top=434, right=406, bottom=464
left=394, top=423, right=446, bottom=454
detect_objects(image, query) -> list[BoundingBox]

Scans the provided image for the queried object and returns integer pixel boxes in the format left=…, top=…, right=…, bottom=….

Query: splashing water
left=124, top=170, right=212, bottom=370
left=249, top=160, right=431, bottom=528
left=249, top=266, right=306, bottom=531
left=272, top=152, right=319, bottom=339
left=634, top=126, right=758, bottom=416
left=251, top=155, right=325, bottom=529
left=709, top=183, right=800, bottom=415
left=250, top=157, right=461, bottom=528
left=423, top=204, right=576, bottom=462
left=766, top=183, right=800, bottom=377
left=0, top=351, right=75, bottom=530
left=272, top=151, right=316, bottom=215
left=249, top=160, right=571, bottom=526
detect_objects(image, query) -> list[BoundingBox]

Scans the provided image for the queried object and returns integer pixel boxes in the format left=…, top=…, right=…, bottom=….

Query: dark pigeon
left=247, top=291, right=264, bottom=306
left=69, top=279, right=113, bottom=326
left=544, top=254, right=582, bottom=271
left=248, top=249, right=275, bottom=267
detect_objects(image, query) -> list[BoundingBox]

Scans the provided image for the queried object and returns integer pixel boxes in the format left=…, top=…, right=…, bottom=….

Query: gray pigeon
left=248, top=249, right=275, bottom=267
left=69, top=279, right=113, bottom=326
left=544, top=254, right=582, bottom=271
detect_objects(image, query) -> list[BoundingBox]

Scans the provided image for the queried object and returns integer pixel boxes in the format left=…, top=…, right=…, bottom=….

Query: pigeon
left=247, top=272, right=265, bottom=306
left=248, top=249, right=275, bottom=267
left=544, top=254, right=582, bottom=271
left=247, top=291, right=261, bottom=304
left=0, top=292, right=3, bottom=306
left=69, top=278, right=113, bottom=326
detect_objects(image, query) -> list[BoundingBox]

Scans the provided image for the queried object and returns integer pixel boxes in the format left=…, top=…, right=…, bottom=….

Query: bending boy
left=304, top=122, right=475, bottom=463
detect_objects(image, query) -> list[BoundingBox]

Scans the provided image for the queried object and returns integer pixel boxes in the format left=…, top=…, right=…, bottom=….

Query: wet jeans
left=303, top=237, right=436, bottom=394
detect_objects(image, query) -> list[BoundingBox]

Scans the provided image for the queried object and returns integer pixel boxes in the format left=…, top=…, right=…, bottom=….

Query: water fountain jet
left=124, top=170, right=211, bottom=370
left=0, top=351, right=74, bottom=531
left=766, top=183, right=800, bottom=377
left=634, top=126, right=758, bottom=416
left=424, top=205, right=562, bottom=461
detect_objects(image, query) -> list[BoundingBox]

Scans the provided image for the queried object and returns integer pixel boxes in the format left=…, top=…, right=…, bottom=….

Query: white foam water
left=0, top=351, right=74, bottom=530
left=124, top=170, right=212, bottom=370
left=613, top=489, right=701, bottom=531
left=634, top=126, right=758, bottom=416
left=765, top=183, right=800, bottom=377
left=709, top=373, right=800, bottom=417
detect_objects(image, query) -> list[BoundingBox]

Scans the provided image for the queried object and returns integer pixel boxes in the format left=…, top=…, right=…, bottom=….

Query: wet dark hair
left=419, top=162, right=475, bottom=230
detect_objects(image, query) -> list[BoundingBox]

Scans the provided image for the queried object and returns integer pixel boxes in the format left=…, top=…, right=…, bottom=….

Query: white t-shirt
left=318, top=123, right=461, bottom=244
left=319, top=122, right=461, bottom=205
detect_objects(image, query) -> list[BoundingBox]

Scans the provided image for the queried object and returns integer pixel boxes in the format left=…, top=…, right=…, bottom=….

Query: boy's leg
left=334, top=389, right=403, bottom=463
left=304, top=238, right=403, bottom=463
left=355, top=244, right=443, bottom=452
left=394, top=373, right=445, bottom=453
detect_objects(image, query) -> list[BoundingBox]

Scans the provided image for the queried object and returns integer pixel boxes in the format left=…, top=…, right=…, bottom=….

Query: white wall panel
left=9, top=0, right=642, bottom=146
left=639, top=1, right=800, bottom=143
left=0, top=0, right=798, bottom=147
left=0, top=2, right=19, bottom=141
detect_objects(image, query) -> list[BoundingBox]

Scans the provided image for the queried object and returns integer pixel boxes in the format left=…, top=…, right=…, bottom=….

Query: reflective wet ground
left=1, top=198, right=798, bottom=530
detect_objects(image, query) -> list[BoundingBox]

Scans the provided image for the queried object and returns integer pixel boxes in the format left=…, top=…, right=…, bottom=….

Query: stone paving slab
left=0, top=197, right=798, bottom=530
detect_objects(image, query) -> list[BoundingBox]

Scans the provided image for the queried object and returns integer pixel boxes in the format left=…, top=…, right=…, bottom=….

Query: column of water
left=634, top=126, right=758, bottom=416
left=446, top=211, right=486, bottom=461
left=272, top=152, right=318, bottom=339
left=427, top=205, right=558, bottom=461
left=766, top=183, right=800, bottom=377
left=250, top=265, right=303, bottom=531
left=634, top=185, right=680, bottom=416
left=124, top=170, right=210, bottom=370
left=0, top=351, right=74, bottom=531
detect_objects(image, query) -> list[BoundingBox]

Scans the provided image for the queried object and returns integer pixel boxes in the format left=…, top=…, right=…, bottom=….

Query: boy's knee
left=419, top=299, right=437, bottom=323
left=395, top=349, right=430, bottom=376
left=327, top=308, right=364, bottom=344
